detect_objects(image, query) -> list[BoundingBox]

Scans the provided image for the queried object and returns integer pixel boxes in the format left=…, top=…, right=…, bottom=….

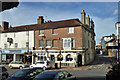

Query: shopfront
left=0, top=50, right=32, bottom=64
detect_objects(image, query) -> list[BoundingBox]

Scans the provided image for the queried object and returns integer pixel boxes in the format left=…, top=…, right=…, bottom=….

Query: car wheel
left=9, top=65, right=13, bottom=69
left=2, top=75, right=7, bottom=80
left=19, top=66, right=23, bottom=69
left=43, top=66, right=46, bottom=70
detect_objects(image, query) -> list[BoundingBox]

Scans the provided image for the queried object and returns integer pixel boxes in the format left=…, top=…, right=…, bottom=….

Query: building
left=33, top=10, right=96, bottom=67
left=0, top=10, right=96, bottom=67
left=100, top=34, right=116, bottom=56
left=0, top=21, right=35, bottom=64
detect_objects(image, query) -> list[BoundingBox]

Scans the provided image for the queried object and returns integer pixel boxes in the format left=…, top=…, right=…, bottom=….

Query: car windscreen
left=11, top=69, right=30, bottom=77
left=35, top=73, right=55, bottom=80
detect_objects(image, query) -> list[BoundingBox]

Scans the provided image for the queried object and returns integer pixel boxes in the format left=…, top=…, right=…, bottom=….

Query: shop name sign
left=9, top=50, right=21, bottom=54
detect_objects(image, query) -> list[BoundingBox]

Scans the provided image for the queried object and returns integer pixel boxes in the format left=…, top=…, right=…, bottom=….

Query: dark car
left=8, top=68, right=43, bottom=80
left=0, top=66, right=9, bottom=80
left=106, top=64, right=120, bottom=80
left=34, top=70, right=76, bottom=80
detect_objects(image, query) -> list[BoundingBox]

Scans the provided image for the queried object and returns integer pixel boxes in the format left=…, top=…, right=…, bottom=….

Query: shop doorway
left=77, top=54, right=82, bottom=67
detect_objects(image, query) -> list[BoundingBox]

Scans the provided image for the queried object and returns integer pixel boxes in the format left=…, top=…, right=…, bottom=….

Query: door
left=77, top=54, right=82, bottom=67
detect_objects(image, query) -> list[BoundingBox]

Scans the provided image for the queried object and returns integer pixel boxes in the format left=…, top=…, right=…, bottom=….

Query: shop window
left=46, top=40, right=51, bottom=48
left=39, top=40, right=44, bottom=48
left=66, top=54, right=73, bottom=61
left=57, top=54, right=63, bottom=61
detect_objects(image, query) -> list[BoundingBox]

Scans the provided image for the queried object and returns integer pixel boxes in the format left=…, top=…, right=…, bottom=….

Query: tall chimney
left=91, top=18, right=94, bottom=30
left=2, top=21, right=9, bottom=31
left=81, top=10, right=86, bottom=24
left=37, top=16, right=44, bottom=24
left=86, top=15, right=90, bottom=27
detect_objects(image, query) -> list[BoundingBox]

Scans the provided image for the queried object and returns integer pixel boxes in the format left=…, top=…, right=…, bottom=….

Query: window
left=52, top=40, right=58, bottom=48
left=15, top=43, right=18, bottom=48
left=26, top=42, right=29, bottom=48
left=66, top=54, right=73, bottom=61
left=46, top=40, right=51, bottom=48
left=39, top=30, right=44, bottom=36
left=57, top=54, right=63, bottom=61
left=68, top=27, right=74, bottom=33
left=4, top=43, right=7, bottom=49
left=63, top=38, right=74, bottom=50
left=39, top=40, right=44, bottom=48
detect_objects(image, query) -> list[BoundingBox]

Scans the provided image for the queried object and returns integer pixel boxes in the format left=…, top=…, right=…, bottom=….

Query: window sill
left=52, top=34, right=58, bottom=35
left=52, top=47, right=58, bottom=48
left=68, top=33, right=74, bottom=34
left=46, top=46, right=51, bottom=48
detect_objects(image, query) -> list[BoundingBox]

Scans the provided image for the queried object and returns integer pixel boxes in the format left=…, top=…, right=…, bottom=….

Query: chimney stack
left=91, top=18, right=94, bottom=30
left=81, top=10, right=86, bottom=24
left=86, top=15, right=90, bottom=27
left=2, top=21, right=9, bottom=31
left=37, top=16, right=44, bottom=24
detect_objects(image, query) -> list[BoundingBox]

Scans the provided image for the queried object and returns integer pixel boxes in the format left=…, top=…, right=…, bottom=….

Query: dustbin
left=55, top=63, right=58, bottom=69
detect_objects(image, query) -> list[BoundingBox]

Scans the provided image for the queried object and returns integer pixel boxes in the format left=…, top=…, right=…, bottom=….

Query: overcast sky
left=0, top=2, right=118, bottom=44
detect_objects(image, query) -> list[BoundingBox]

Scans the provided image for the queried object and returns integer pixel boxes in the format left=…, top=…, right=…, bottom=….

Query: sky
left=0, top=2, right=118, bottom=44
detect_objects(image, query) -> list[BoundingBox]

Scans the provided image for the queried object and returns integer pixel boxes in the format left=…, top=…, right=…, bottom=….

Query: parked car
left=0, top=66, right=9, bottom=80
left=9, top=61, right=29, bottom=69
left=30, top=61, right=52, bottom=70
left=34, top=70, right=76, bottom=80
left=106, top=63, right=120, bottom=80
left=8, top=68, right=43, bottom=80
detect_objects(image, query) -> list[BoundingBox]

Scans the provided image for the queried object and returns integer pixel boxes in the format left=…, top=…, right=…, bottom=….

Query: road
left=6, top=54, right=113, bottom=80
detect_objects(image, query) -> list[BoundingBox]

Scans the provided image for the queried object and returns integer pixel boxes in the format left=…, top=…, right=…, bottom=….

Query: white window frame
left=63, top=38, right=74, bottom=50
left=68, top=27, right=74, bottom=34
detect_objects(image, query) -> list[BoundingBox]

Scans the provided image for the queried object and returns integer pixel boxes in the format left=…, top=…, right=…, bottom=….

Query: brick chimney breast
left=81, top=10, right=86, bottom=24
left=2, top=21, right=9, bottom=31
left=37, top=16, right=44, bottom=24
left=86, top=15, right=90, bottom=27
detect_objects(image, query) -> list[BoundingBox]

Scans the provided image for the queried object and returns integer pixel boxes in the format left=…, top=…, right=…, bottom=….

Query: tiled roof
left=2, top=19, right=81, bottom=33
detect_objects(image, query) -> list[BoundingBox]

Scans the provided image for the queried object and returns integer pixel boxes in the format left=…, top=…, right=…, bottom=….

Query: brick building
left=33, top=10, right=96, bottom=67
left=0, top=10, right=95, bottom=67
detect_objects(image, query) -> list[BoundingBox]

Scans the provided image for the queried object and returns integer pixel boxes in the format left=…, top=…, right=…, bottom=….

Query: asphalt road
left=6, top=54, right=112, bottom=80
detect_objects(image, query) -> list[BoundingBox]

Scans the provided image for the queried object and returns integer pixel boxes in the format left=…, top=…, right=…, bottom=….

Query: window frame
left=46, top=40, right=51, bottom=48
left=39, top=40, right=44, bottom=48
left=68, top=27, right=74, bottom=34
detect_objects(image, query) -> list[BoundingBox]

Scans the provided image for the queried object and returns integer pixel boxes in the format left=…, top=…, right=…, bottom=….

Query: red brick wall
left=35, top=26, right=83, bottom=50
